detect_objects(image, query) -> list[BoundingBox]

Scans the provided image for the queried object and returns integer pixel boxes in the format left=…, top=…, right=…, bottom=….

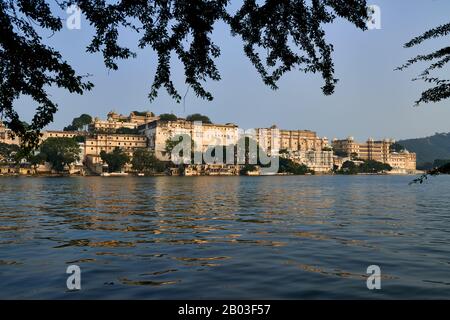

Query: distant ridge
left=399, top=132, right=450, bottom=165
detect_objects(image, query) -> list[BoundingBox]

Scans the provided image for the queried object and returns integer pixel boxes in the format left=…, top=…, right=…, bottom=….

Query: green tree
left=132, top=149, right=165, bottom=173
left=433, top=159, right=450, bottom=168
left=73, top=135, right=86, bottom=143
left=0, top=1, right=369, bottom=146
left=100, top=148, right=130, bottom=173
left=115, top=128, right=139, bottom=135
left=39, top=137, right=81, bottom=172
left=278, top=158, right=310, bottom=175
left=186, top=114, right=212, bottom=124
left=27, top=152, right=46, bottom=171
left=334, top=150, right=349, bottom=158
left=350, top=152, right=359, bottom=161
left=64, top=114, right=93, bottom=131
left=390, top=142, right=405, bottom=153
left=0, top=142, right=20, bottom=164
left=338, top=159, right=391, bottom=175
left=339, top=160, right=359, bottom=175
left=359, top=160, right=392, bottom=173
left=132, top=111, right=154, bottom=117
left=159, top=114, right=178, bottom=122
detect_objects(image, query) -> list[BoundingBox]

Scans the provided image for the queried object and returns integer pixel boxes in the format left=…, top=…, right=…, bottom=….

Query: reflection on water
left=0, top=175, right=450, bottom=299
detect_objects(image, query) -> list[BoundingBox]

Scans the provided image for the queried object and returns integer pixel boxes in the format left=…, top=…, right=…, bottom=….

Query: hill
left=399, top=133, right=450, bottom=166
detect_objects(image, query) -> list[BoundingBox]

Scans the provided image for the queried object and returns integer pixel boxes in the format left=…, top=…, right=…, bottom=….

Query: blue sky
left=14, top=0, right=450, bottom=141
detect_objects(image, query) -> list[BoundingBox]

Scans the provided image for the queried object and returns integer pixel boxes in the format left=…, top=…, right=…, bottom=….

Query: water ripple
left=0, top=175, right=450, bottom=299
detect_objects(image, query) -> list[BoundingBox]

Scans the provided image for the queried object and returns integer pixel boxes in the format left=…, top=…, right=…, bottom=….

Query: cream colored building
left=255, top=126, right=329, bottom=154
left=84, top=133, right=147, bottom=165
left=184, top=164, right=241, bottom=176
left=332, top=137, right=392, bottom=163
left=286, top=150, right=334, bottom=173
left=332, top=137, right=417, bottom=171
left=141, top=119, right=239, bottom=161
left=90, top=111, right=159, bottom=132
left=387, top=151, right=417, bottom=173
left=0, top=122, right=20, bottom=145
left=41, top=130, right=84, bottom=141
left=255, top=126, right=332, bottom=172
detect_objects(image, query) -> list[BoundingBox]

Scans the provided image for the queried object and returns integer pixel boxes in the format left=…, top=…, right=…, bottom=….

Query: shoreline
left=0, top=172, right=424, bottom=178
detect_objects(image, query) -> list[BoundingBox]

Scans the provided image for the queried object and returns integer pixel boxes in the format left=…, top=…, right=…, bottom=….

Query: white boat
left=101, top=172, right=129, bottom=177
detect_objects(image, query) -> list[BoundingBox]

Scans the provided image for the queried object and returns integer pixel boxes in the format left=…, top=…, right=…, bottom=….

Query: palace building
left=0, top=122, right=20, bottom=145
left=84, top=133, right=148, bottom=168
left=89, top=111, right=159, bottom=132
left=140, top=119, right=239, bottom=161
left=41, top=130, right=86, bottom=141
left=255, top=126, right=329, bottom=154
left=254, top=126, right=333, bottom=172
left=332, top=137, right=417, bottom=172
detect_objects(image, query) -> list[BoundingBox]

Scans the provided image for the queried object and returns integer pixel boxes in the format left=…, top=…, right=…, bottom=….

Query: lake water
left=0, top=175, right=449, bottom=299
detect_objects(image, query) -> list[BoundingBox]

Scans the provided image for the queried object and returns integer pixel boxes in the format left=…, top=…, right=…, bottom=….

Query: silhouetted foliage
left=0, top=1, right=93, bottom=148
left=397, top=22, right=450, bottom=105
left=0, top=0, right=369, bottom=148
left=411, top=162, right=450, bottom=185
